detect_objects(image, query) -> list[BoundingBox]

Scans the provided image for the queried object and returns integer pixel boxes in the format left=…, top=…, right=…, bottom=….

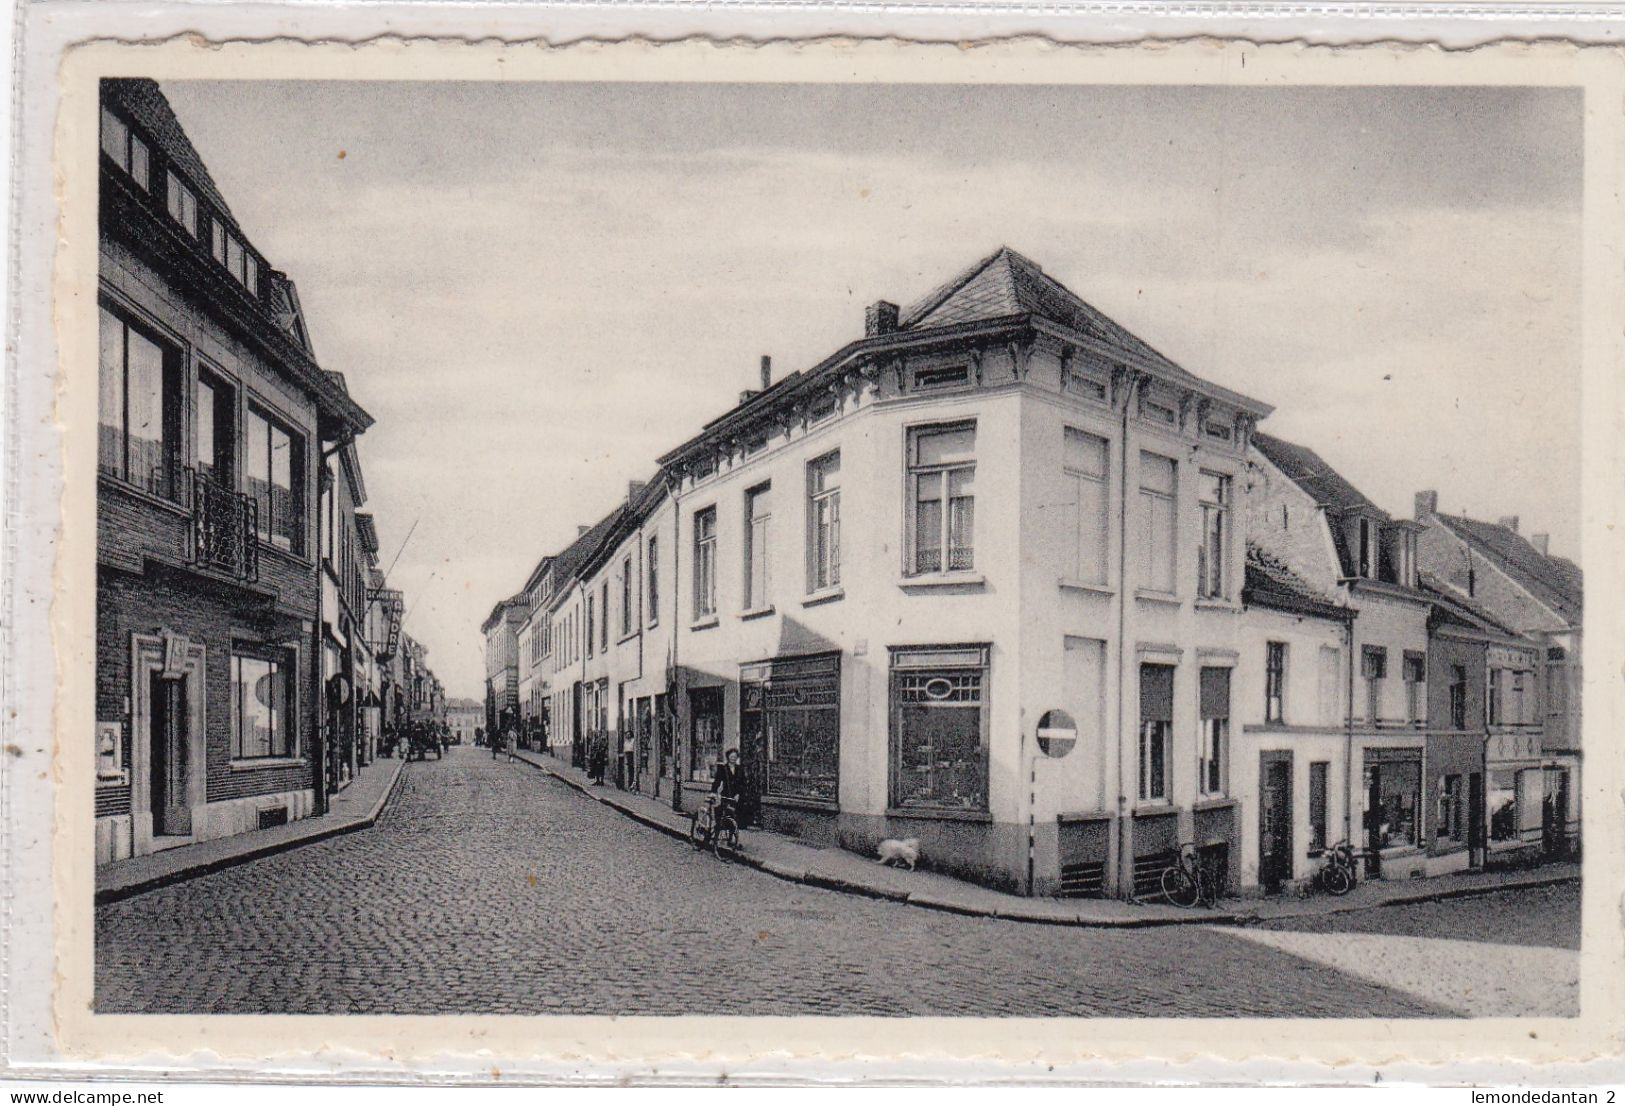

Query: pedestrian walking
left=589, top=737, right=607, bottom=786
left=505, top=725, right=517, bottom=763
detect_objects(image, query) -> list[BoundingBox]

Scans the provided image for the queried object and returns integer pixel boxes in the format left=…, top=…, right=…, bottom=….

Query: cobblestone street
left=95, top=748, right=1576, bottom=1017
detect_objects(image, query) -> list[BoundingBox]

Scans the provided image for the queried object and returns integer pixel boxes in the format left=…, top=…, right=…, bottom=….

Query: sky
left=159, top=81, right=1583, bottom=700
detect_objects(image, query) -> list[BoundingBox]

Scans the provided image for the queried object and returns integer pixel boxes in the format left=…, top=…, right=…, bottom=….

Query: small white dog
left=875, top=837, right=920, bottom=870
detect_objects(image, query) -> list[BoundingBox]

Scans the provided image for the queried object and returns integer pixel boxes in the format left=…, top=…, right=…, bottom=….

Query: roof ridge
left=898, top=246, right=1012, bottom=330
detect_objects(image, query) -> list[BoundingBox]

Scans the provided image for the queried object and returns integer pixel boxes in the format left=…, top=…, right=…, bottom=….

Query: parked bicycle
left=1159, top=842, right=1216, bottom=909
left=687, top=793, right=740, bottom=858
left=1317, top=839, right=1358, bottom=896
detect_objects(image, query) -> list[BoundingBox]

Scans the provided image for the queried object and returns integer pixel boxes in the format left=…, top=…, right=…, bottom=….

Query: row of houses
left=483, top=246, right=1582, bottom=898
left=94, top=79, right=445, bottom=866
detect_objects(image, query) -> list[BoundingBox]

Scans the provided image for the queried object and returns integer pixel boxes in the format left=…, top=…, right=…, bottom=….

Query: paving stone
left=94, top=747, right=1568, bottom=1017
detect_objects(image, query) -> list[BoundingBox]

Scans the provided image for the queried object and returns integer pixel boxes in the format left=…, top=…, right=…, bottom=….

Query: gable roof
left=1252, top=432, right=1384, bottom=517
left=901, top=247, right=1198, bottom=385
left=1432, top=513, right=1583, bottom=622
left=1243, top=544, right=1352, bottom=622
left=1419, top=572, right=1525, bottom=640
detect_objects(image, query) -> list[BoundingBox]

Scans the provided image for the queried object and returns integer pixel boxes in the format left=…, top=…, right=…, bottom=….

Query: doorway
left=1259, top=751, right=1293, bottom=893
left=150, top=671, right=192, bottom=837
left=1542, top=768, right=1570, bottom=859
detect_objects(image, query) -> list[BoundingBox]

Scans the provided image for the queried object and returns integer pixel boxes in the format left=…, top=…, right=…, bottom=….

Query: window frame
left=1196, top=470, right=1231, bottom=600
left=1138, top=662, right=1174, bottom=804
left=230, top=646, right=298, bottom=761
left=1138, top=451, right=1178, bottom=594
left=888, top=645, right=991, bottom=813
left=646, top=535, right=660, bottom=627
left=1062, top=428, right=1110, bottom=586
left=693, top=505, right=718, bottom=620
left=98, top=302, right=182, bottom=501
left=243, top=404, right=307, bottom=556
left=621, top=554, right=635, bottom=637
left=1403, top=651, right=1427, bottom=724
left=1198, top=665, right=1231, bottom=798
left=99, top=106, right=150, bottom=189
left=743, top=482, right=772, bottom=610
left=905, top=422, right=977, bottom=577
left=1362, top=645, right=1388, bottom=723
left=1264, top=641, right=1287, bottom=724
left=807, top=450, right=842, bottom=593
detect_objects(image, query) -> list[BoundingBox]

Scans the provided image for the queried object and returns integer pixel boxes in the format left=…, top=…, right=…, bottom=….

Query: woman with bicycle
left=691, top=748, right=745, bottom=855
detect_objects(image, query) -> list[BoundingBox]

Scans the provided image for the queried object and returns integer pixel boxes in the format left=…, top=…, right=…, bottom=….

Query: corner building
left=658, top=248, right=1272, bottom=896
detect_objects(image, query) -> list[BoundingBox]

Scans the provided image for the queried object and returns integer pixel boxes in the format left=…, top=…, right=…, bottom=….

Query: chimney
left=1498, top=515, right=1520, bottom=534
left=866, top=300, right=900, bottom=337
left=1414, top=489, right=1438, bottom=519
left=1531, top=533, right=1550, bottom=556
left=760, top=355, right=772, bottom=391
left=627, top=480, right=647, bottom=502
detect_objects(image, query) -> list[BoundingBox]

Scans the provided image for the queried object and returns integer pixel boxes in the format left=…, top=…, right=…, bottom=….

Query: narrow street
left=95, top=747, right=1577, bottom=1017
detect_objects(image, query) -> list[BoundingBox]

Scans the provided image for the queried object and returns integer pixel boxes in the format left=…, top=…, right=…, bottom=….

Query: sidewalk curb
left=514, top=752, right=1280, bottom=929
left=95, top=759, right=408, bottom=906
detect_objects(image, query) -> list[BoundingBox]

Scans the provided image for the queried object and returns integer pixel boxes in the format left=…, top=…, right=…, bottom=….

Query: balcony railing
left=190, top=468, right=260, bottom=582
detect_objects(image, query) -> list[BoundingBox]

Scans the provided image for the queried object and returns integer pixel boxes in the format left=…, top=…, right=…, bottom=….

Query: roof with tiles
left=1419, top=571, right=1524, bottom=639
left=900, top=246, right=1198, bottom=384
left=105, top=78, right=239, bottom=229
left=1251, top=432, right=1384, bottom=517
left=1243, top=545, right=1351, bottom=621
left=1432, top=513, right=1582, bottom=623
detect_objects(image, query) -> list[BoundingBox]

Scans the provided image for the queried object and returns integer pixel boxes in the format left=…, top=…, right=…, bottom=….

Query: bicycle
left=688, top=793, right=740, bottom=858
left=1317, top=840, right=1358, bottom=896
left=1159, top=842, right=1216, bottom=909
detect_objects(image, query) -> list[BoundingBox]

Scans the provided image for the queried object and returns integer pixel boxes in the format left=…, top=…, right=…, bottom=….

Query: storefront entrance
left=1258, top=751, right=1293, bottom=893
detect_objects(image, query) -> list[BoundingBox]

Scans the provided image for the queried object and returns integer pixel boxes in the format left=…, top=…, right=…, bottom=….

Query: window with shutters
left=1138, top=663, right=1173, bottom=803
left=1138, top=452, right=1177, bottom=594
left=1061, top=429, right=1109, bottom=586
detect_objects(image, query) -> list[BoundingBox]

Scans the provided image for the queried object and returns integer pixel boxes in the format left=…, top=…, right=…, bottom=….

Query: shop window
left=743, top=653, right=840, bottom=804
left=1138, top=663, right=1173, bottom=803
left=889, top=646, right=990, bottom=812
left=1196, top=472, right=1231, bottom=599
left=1364, top=756, right=1420, bottom=850
left=1061, top=429, right=1109, bottom=585
left=1437, top=774, right=1464, bottom=843
left=689, top=687, right=724, bottom=782
left=98, top=304, right=181, bottom=499
left=907, top=423, right=976, bottom=575
left=1138, top=453, right=1177, bottom=593
left=1489, top=768, right=1543, bottom=846
left=232, top=650, right=295, bottom=759
left=807, top=451, right=841, bottom=592
left=1198, top=666, right=1230, bottom=796
left=1264, top=641, right=1287, bottom=724
left=1308, top=761, right=1329, bottom=852
left=100, top=107, right=149, bottom=189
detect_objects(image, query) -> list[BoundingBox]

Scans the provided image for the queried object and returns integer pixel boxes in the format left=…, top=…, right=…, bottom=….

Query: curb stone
left=95, top=757, right=408, bottom=905
left=513, top=751, right=1579, bottom=930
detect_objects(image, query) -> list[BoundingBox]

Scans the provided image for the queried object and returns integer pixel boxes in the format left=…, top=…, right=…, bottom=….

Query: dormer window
left=211, top=221, right=260, bottom=296
left=165, top=171, right=198, bottom=237
left=1358, top=517, right=1375, bottom=579
left=99, top=107, right=150, bottom=190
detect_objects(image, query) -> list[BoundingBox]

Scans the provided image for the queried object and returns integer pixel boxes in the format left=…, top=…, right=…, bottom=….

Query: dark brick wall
left=97, top=564, right=318, bottom=812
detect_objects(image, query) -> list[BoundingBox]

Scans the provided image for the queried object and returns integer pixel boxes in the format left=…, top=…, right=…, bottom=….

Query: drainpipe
left=671, top=480, right=684, bottom=813
left=1344, top=612, right=1356, bottom=850
left=1114, top=373, right=1138, bottom=898
left=313, top=433, right=351, bottom=817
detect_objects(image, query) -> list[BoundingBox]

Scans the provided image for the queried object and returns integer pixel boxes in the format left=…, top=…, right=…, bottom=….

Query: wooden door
left=151, top=672, right=192, bottom=836
left=1258, top=752, right=1293, bottom=892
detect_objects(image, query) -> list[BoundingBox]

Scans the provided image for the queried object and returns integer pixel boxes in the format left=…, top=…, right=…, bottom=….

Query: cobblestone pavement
left=95, top=748, right=1528, bottom=1017
left=1257, top=884, right=1581, bottom=950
